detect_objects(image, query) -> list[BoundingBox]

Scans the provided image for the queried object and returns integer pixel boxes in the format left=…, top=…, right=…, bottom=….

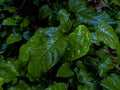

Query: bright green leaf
left=56, top=63, right=74, bottom=78
left=64, top=25, right=91, bottom=61
left=112, top=0, right=120, bottom=6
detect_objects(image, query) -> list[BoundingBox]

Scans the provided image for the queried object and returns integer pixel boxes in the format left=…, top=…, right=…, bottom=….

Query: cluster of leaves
left=0, top=0, right=120, bottom=90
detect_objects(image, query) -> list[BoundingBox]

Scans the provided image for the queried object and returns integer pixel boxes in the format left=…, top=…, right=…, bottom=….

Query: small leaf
left=96, top=50, right=114, bottom=77
left=4, top=5, right=17, bottom=13
left=75, top=61, right=93, bottom=83
left=6, top=33, right=22, bottom=44
left=68, top=0, right=86, bottom=12
left=9, top=80, right=30, bottom=90
left=39, top=5, right=52, bottom=19
left=2, top=17, right=17, bottom=26
left=0, top=60, right=19, bottom=83
left=112, top=0, right=120, bottom=6
left=78, top=81, right=100, bottom=90
left=20, top=17, right=30, bottom=28
left=45, top=83, right=67, bottom=90
left=58, top=9, right=72, bottom=33
left=64, top=25, right=91, bottom=61
left=101, top=74, right=120, bottom=90
left=56, top=63, right=74, bottom=78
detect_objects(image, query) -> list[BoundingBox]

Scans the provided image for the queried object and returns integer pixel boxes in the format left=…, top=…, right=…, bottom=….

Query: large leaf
left=44, top=83, right=67, bottom=90
left=76, top=7, right=116, bottom=26
left=101, top=74, right=120, bottom=90
left=96, top=22, right=120, bottom=63
left=64, top=25, right=91, bottom=61
left=18, top=27, right=68, bottom=77
left=56, top=63, right=74, bottom=78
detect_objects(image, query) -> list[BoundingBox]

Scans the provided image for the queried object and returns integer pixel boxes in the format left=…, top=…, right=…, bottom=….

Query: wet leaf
left=64, top=25, right=91, bottom=61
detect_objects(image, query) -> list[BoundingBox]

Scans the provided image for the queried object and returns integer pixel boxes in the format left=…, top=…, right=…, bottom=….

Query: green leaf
left=6, top=33, right=22, bottom=44
left=57, top=9, right=72, bottom=33
left=4, top=5, right=17, bottom=13
left=0, top=77, right=4, bottom=86
left=2, top=17, right=17, bottom=26
left=64, top=25, right=91, bottom=61
left=96, top=50, right=114, bottom=77
left=75, top=61, right=93, bottom=83
left=78, top=81, right=100, bottom=90
left=68, top=0, right=87, bottom=12
left=20, top=17, right=30, bottom=28
left=112, top=0, right=120, bottom=6
left=96, top=22, right=120, bottom=63
left=39, top=5, right=52, bottom=19
left=19, top=27, right=68, bottom=77
left=9, top=80, right=31, bottom=90
left=56, top=63, right=74, bottom=78
left=0, top=60, right=19, bottom=83
left=101, top=74, right=120, bottom=90
left=44, top=83, right=67, bottom=90
left=76, top=8, right=116, bottom=26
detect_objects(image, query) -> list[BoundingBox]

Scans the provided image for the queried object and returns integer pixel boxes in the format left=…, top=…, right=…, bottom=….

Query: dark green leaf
left=39, top=5, right=52, bottom=19
left=96, top=22, right=120, bottom=63
left=2, top=17, right=17, bottom=26
left=75, top=61, right=93, bottom=83
left=20, top=17, right=30, bottom=28
left=45, top=83, right=67, bottom=90
left=19, top=27, right=68, bottom=77
left=76, top=8, right=116, bottom=26
left=78, top=81, right=100, bottom=90
left=58, top=9, right=72, bottom=33
left=56, top=63, right=74, bottom=78
left=96, top=50, right=114, bottom=77
left=6, top=33, right=22, bottom=44
left=9, top=80, right=31, bottom=90
left=4, top=5, right=17, bottom=13
left=68, top=0, right=87, bottom=12
left=0, top=60, right=19, bottom=83
left=101, top=74, right=120, bottom=90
